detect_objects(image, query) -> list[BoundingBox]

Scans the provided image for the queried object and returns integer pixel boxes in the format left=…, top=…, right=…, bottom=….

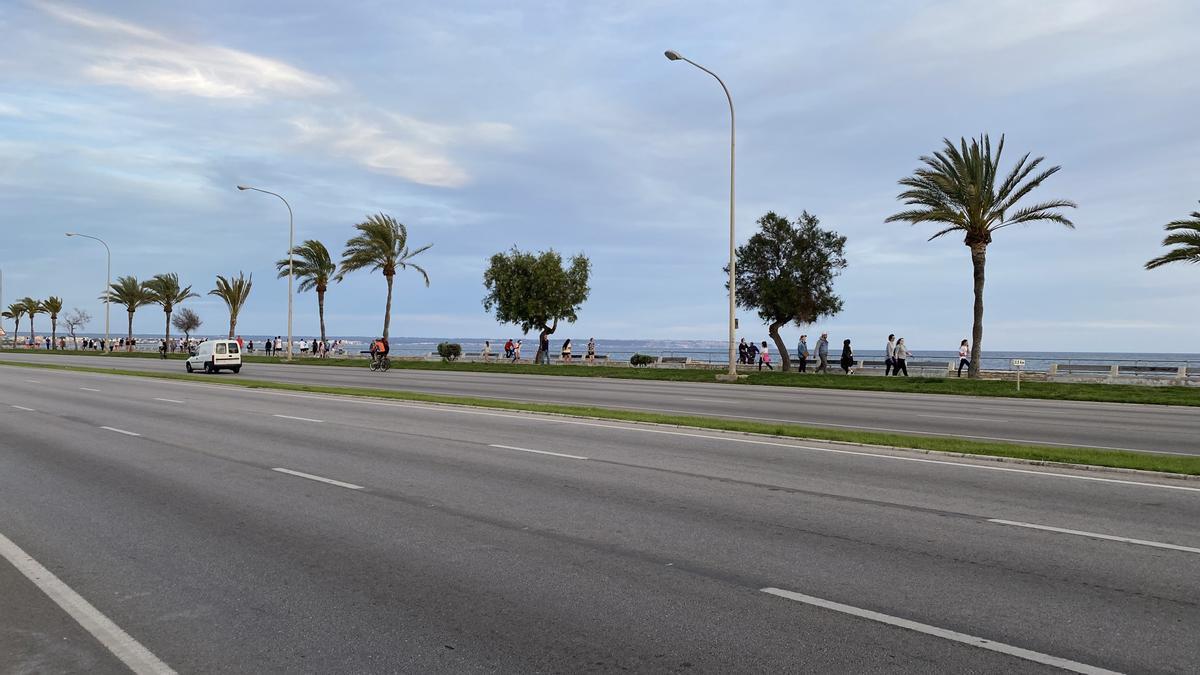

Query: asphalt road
left=2, top=351, right=1199, bottom=455
left=2, top=364, right=1199, bottom=672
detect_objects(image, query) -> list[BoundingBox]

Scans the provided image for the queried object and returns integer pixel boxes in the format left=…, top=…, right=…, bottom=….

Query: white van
left=185, top=339, right=242, bottom=374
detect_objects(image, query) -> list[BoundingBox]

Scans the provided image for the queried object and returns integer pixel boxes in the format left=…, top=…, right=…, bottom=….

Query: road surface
left=2, top=364, right=1198, bottom=672
left=2, top=352, right=1198, bottom=455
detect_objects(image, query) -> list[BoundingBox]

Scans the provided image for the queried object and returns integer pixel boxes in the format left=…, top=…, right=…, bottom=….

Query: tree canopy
left=482, top=248, right=591, bottom=337
left=1145, top=202, right=1200, bottom=270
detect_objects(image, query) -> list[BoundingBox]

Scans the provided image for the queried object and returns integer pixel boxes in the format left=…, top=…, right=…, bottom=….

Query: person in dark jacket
left=840, top=339, right=855, bottom=374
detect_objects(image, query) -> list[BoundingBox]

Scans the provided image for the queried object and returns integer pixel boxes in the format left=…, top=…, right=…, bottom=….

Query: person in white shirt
left=957, top=339, right=970, bottom=377
left=893, top=338, right=911, bottom=376
left=885, top=334, right=896, bottom=376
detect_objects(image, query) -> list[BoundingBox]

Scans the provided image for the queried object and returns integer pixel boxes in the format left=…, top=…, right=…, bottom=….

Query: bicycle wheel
left=380, top=357, right=391, bottom=372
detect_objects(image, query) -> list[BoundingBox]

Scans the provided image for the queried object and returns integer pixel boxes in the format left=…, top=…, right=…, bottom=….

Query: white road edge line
left=988, top=519, right=1200, bottom=555
left=272, top=467, right=363, bottom=490
left=152, top=398, right=184, bottom=404
left=0, top=530, right=176, bottom=675
left=25, top=379, right=41, bottom=383
left=79, top=387, right=101, bottom=392
left=11, top=405, right=35, bottom=411
left=918, top=414, right=1003, bottom=422
left=489, top=444, right=589, bottom=460
left=100, top=426, right=141, bottom=437
left=272, top=414, right=324, bottom=423
left=760, top=587, right=1118, bottom=675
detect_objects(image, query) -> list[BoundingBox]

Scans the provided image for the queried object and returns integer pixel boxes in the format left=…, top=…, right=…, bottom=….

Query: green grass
left=3, top=358, right=1198, bottom=477
left=4, top=347, right=1199, bottom=407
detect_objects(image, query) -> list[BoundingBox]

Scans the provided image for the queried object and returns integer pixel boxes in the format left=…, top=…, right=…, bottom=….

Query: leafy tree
left=142, top=273, right=199, bottom=345
left=62, top=308, right=91, bottom=349
left=886, top=134, right=1075, bottom=378
left=335, top=214, right=431, bottom=340
left=1145, top=202, right=1200, bottom=270
left=732, top=212, right=847, bottom=371
left=210, top=272, right=253, bottom=338
left=43, top=296, right=63, bottom=347
left=104, top=276, right=152, bottom=347
left=3, top=303, right=24, bottom=348
left=171, top=307, right=202, bottom=343
left=277, top=240, right=336, bottom=344
left=482, top=248, right=591, bottom=365
left=20, top=297, right=43, bottom=345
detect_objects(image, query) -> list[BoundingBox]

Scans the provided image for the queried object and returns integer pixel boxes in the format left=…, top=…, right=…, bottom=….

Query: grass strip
left=4, top=358, right=1198, bottom=477
left=4, top=348, right=1198, bottom=407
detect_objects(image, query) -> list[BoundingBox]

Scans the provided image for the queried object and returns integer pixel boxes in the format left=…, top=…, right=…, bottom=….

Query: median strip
left=3, top=359, right=1198, bottom=477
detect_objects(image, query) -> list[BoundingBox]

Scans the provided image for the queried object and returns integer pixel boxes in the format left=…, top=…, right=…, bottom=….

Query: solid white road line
left=25, top=379, right=41, bottom=383
left=272, top=414, right=324, bottom=423
left=272, top=467, right=364, bottom=490
left=760, top=587, right=1118, bottom=675
left=489, top=444, right=589, bottom=460
left=152, top=398, right=184, bottom=404
left=988, top=519, right=1200, bottom=555
left=99, top=426, right=141, bottom=437
left=918, top=414, right=1004, bottom=422
left=79, top=387, right=101, bottom=392
left=0, top=530, right=176, bottom=675
left=11, top=405, right=35, bottom=411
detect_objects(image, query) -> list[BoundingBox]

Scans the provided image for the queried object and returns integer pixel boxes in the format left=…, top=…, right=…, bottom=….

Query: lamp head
left=236, top=185, right=250, bottom=191
left=664, top=50, right=683, bottom=61
left=65, top=232, right=76, bottom=237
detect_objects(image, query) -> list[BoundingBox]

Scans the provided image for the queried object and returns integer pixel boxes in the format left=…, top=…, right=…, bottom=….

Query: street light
left=237, top=185, right=294, bottom=360
left=65, top=232, right=111, bottom=351
left=665, top=49, right=738, bottom=380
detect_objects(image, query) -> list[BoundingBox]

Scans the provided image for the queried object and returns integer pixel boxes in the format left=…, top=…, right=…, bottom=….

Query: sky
left=1, top=0, right=1197, bottom=352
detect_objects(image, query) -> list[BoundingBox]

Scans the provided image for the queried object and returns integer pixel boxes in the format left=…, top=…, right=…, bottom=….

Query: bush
left=437, top=342, right=462, bottom=362
left=630, top=353, right=654, bottom=367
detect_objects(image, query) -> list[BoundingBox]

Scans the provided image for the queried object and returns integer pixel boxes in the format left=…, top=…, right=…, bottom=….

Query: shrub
left=437, top=342, right=462, bottom=362
left=630, top=353, right=654, bottom=367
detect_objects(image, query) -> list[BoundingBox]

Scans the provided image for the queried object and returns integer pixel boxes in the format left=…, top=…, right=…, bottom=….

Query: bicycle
left=369, top=355, right=391, bottom=372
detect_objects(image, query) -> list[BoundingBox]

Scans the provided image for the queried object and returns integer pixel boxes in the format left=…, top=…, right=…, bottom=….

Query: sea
left=46, top=333, right=1200, bottom=372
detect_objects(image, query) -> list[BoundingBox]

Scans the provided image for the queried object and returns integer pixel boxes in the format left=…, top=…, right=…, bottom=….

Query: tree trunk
left=51, top=318, right=57, bottom=348
left=164, top=308, right=171, bottom=347
left=969, top=243, right=987, bottom=378
left=536, top=318, right=558, bottom=365
left=768, top=321, right=790, bottom=372
left=317, top=286, right=327, bottom=345
left=29, top=316, right=35, bottom=344
left=382, top=273, right=394, bottom=340
left=127, top=310, right=135, bottom=351
left=228, top=312, right=236, bottom=338
left=12, top=317, right=19, bottom=348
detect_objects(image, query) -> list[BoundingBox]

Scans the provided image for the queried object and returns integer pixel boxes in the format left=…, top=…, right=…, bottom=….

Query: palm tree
left=20, top=297, right=43, bottom=346
left=277, top=240, right=336, bottom=344
left=2, top=303, right=24, bottom=348
left=1145, top=202, right=1200, bottom=270
left=43, top=297, right=63, bottom=348
left=335, top=213, right=431, bottom=340
left=210, top=272, right=253, bottom=338
left=104, top=276, right=152, bottom=349
left=886, top=134, right=1076, bottom=377
left=142, top=273, right=199, bottom=346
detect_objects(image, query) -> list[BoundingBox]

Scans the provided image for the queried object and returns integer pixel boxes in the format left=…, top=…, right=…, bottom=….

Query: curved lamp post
left=237, top=185, right=294, bottom=360
left=664, top=49, right=738, bottom=380
left=65, top=232, right=110, bottom=351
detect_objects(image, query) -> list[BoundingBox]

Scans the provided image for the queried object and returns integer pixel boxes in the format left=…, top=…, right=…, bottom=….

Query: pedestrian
left=512, top=339, right=522, bottom=363
left=482, top=340, right=492, bottom=363
left=797, top=334, right=809, bottom=373
left=248, top=340, right=254, bottom=354
left=893, top=338, right=910, bottom=376
left=758, top=340, right=774, bottom=371
left=815, top=333, right=830, bottom=373
left=538, top=332, right=550, bottom=365
left=738, top=338, right=749, bottom=364
left=159, top=339, right=168, bottom=359
left=747, top=340, right=759, bottom=366
left=957, top=339, right=970, bottom=377
left=586, top=337, right=596, bottom=364
left=503, top=339, right=514, bottom=359
left=885, top=334, right=896, bottom=376
left=236, top=335, right=244, bottom=350
left=265, top=339, right=273, bottom=356
left=561, top=338, right=572, bottom=363
left=840, top=339, right=855, bottom=374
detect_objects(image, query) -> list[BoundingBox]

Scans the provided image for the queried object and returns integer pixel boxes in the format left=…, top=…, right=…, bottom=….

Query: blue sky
left=1, top=0, right=1197, bottom=351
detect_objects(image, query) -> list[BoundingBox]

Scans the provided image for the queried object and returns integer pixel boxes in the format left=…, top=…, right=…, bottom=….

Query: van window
left=216, top=343, right=227, bottom=355
left=228, top=343, right=240, bottom=354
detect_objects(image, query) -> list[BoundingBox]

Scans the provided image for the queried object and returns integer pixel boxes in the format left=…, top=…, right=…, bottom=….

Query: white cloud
left=34, top=0, right=334, bottom=99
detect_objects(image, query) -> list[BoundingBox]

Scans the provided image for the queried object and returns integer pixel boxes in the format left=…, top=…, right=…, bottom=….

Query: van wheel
left=204, top=361, right=214, bottom=374
left=185, top=362, right=193, bottom=373
left=232, top=366, right=241, bottom=374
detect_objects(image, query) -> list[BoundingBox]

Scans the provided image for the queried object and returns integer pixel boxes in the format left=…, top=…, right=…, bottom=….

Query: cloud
left=33, top=0, right=334, bottom=99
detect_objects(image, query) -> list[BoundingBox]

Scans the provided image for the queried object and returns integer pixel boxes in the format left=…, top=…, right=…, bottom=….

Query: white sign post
left=1011, top=359, right=1026, bottom=391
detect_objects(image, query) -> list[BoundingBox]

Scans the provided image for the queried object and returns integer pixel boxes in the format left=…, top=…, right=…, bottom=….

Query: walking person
left=840, top=339, right=855, bottom=374
left=885, top=334, right=896, bottom=376
left=482, top=340, right=492, bottom=363
left=747, top=340, right=760, bottom=366
left=758, top=340, right=774, bottom=371
left=561, top=339, right=572, bottom=364
left=893, top=338, right=911, bottom=376
left=815, top=333, right=830, bottom=373
left=957, top=339, right=970, bottom=377
left=797, top=334, right=809, bottom=373
left=586, top=337, right=596, bottom=364
left=738, top=338, right=749, bottom=365
left=538, top=332, right=550, bottom=365
left=512, top=339, right=522, bottom=363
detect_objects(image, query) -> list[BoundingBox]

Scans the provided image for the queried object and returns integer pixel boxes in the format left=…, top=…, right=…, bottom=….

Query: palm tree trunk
left=382, top=273, right=394, bottom=340
left=164, top=309, right=171, bottom=347
left=51, top=318, right=57, bottom=348
left=317, top=287, right=327, bottom=344
left=969, top=243, right=987, bottom=378
left=127, top=310, right=135, bottom=351
left=12, top=317, right=19, bottom=347
left=228, top=313, right=236, bottom=339
left=769, top=321, right=790, bottom=372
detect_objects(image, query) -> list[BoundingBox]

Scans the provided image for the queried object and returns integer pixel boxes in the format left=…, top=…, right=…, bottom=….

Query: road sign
left=1011, top=359, right=1025, bottom=367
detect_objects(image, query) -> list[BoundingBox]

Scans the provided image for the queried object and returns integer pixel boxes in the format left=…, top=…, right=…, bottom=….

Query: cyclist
left=369, top=336, right=390, bottom=368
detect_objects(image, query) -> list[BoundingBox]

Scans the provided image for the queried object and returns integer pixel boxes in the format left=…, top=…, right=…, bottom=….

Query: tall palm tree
left=210, top=272, right=253, bottom=338
left=335, top=213, right=431, bottom=340
left=277, top=240, right=336, bottom=345
left=886, top=134, right=1076, bottom=377
left=43, top=296, right=63, bottom=347
left=20, top=297, right=43, bottom=346
left=104, top=275, right=152, bottom=349
left=2, top=303, right=24, bottom=348
left=142, top=273, right=199, bottom=346
left=1145, top=202, right=1200, bottom=270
